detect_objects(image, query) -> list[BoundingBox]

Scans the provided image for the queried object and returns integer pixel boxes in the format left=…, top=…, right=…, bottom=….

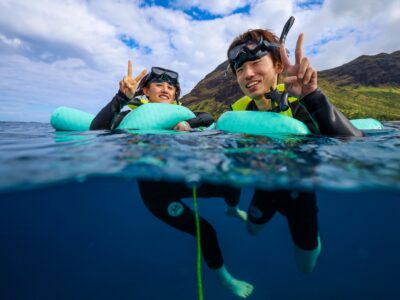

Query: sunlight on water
left=0, top=121, right=399, bottom=192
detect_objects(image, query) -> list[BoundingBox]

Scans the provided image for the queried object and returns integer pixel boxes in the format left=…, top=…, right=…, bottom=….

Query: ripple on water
left=0, top=121, right=399, bottom=192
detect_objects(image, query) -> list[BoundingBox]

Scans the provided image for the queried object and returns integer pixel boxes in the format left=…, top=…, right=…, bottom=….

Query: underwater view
left=2, top=0, right=400, bottom=299
left=1, top=121, right=399, bottom=299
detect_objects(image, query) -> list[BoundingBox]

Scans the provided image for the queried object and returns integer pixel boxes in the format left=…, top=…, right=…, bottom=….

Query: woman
left=91, top=61, right=253, bottom=298
left=90, top=61, right=213, bottom=131
left=226, top=21, right=363, bottom=273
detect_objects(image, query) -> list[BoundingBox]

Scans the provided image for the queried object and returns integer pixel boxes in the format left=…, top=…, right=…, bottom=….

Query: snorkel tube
left=267, top=16, right=295, bottom=112
left=279, top=16, right=295, bottom=44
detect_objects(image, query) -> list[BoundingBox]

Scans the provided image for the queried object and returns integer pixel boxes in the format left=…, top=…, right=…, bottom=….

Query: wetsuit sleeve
left=186, top=112, right=214, bottom=128
left=299, top=89, right=363, bottom=137
left=90, top=90, right=130, bottom=130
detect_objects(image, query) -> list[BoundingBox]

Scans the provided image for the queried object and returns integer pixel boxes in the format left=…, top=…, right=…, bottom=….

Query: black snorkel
left=279, top=16, right=295, bottom=45
left=266, top=16, right=295, bottom=112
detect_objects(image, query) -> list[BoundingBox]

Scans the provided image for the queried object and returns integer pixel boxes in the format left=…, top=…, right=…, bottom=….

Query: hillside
left=181, top=61, right=241, bottom=117
left=319, top=51, right=400, bottom=87
left=181, top=51, right=400, bottom=120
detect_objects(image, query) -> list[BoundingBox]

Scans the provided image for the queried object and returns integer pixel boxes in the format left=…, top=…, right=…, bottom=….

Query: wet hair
left=227, top=29, right=282, bottom=76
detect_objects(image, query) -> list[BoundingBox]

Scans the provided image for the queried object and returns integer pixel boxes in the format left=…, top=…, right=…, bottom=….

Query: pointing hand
left=280, top=33, right=317, bottom=97
left=119, top=60, right=147, bottom=99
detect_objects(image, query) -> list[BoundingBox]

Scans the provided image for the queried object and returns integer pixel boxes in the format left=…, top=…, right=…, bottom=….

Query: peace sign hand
left=119, top=60, right=147, bottom=99
left=280, top=33, right=317, bottom=97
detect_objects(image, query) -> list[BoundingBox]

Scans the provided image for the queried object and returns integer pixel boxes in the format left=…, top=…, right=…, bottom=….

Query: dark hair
left=227, top=29, right=281, bottom=76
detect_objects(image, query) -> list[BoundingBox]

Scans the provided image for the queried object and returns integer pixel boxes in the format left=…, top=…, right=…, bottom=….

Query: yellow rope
left=193, top=186, right=204, bottom=300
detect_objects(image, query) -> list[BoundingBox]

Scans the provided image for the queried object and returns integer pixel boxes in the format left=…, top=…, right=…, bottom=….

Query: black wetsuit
left=90, top=90, right=214, bottom=130
left=139, top=181, right=241, bottom=269
left=244, top=89, right=363, bottom=250
left=90, top=91, right=237, bottom=270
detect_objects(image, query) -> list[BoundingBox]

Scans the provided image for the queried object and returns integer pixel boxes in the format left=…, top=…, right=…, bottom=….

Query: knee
left=200, top=219, right=217, bottom=238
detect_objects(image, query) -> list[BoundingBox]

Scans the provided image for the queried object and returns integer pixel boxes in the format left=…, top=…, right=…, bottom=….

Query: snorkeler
left=90, top=62, right=253, bottom=298
left=90, top=61, right=213, bottom=131
left=226, top=17, right=363, bottom=272
left=227, top=17, right=363, bottom=137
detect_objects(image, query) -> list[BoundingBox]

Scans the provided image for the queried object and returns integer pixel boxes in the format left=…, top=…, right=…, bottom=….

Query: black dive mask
left=147, top=67, right=179, bottom=87
left=228, top=16, right=295, bottom=71
left=135, top=66, right=181, bottom=99
left=228, top=36, right=280, bottom=70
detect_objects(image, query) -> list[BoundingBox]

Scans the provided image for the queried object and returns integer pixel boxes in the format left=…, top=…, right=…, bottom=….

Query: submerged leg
left=139, top=180, right=224, bottom=269
left=139, top=180, right=254, bottom=297
left=293, top=234, right=321, bottom=273
left=284, top=191, right=321, bottom=273
left=226, top=205, right=248, bottom=222
left=246, top=189, right=278, bottom=236
left=214, top=265, right=254, bottom=299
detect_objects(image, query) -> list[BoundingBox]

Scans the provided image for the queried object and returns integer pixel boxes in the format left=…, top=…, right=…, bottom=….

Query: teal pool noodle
left=350, top=118, right=384, bottom=130
left=216, top=111, right=312, bottom=135
left=51, top=107, right=94, bottom=131
left=216, top=111, right=385, bottom=135
left=117, top=103, right=196, bottom=130
left=50, top=103, right=196, bottom=131
left=50, top=105, right=384, bottom=133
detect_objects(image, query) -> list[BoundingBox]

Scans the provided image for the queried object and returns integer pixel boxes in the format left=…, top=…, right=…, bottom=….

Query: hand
left=174, top=121, right=192, bottom=131
left=280, top=33, right=317, bottom=97
left=119, top=60, right=147, bottom=99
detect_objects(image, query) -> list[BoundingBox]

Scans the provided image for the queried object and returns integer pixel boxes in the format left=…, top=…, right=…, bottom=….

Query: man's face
left=235, top=54, right=282, bottom=100
left=143, top=82, right=176, bottom=104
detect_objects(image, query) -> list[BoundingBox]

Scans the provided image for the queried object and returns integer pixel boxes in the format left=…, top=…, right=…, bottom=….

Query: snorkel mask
left=147, top=67, right=179, bottom=86
left=228, top=36, right=281, bottom=70
left=135, top=66, right=181, bottom=100
left=228, top=16, right=295, bottom=71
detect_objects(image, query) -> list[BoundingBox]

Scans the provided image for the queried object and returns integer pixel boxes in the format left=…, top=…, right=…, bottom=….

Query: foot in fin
left=215, top=265, right=254, bottom=298
left=226, top=206, right=248, bottom=222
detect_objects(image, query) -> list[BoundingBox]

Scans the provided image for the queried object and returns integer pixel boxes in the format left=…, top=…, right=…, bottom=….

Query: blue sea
left=1, top=121, right=400, bottom=300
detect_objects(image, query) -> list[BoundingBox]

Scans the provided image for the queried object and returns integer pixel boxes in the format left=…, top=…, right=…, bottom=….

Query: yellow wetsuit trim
left=230, top=84, right=297, bottom=118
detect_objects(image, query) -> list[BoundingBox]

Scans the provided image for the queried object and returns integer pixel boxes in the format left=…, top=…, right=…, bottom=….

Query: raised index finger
left=127, top=60, right=132, bottom=78
left=295, top=33, right=304, bottom=65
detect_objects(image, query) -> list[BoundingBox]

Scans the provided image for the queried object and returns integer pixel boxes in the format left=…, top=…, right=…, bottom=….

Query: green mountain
left=181, top=51, right=400, bottom=121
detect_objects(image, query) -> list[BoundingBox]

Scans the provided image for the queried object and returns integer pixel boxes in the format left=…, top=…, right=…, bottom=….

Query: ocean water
left=1, top=121, right=400, bottom=299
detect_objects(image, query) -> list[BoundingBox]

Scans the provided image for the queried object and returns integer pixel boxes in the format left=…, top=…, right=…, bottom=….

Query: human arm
left=89, top=90, right=131, bottom=130
left=298, top=90, right=363, bottom=137
left=174, top=112, right=214, bottom=131
left=187, top=112, right=214, bottom=128
left=281, top=34, right=362, bottom=137
left=89, top=60, right=147, bottom=130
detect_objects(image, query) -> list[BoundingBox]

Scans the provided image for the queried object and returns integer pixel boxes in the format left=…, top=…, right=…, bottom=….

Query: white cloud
left=295, top=0, right=400, bottom=70
left=0, top=34, right=22, bottom=47
left=0, top=0, right=399, bottom=122
left=172, top=0, right=252, bottom=15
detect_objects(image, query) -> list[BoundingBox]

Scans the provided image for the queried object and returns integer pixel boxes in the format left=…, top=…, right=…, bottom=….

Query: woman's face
left=235, top=54, right=283, bottom=100
left=143, top=82, right=176, bottom=104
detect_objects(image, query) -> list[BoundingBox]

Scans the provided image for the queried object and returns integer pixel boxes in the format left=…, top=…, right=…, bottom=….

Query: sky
left=0, top=0, right=399, bottom=122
